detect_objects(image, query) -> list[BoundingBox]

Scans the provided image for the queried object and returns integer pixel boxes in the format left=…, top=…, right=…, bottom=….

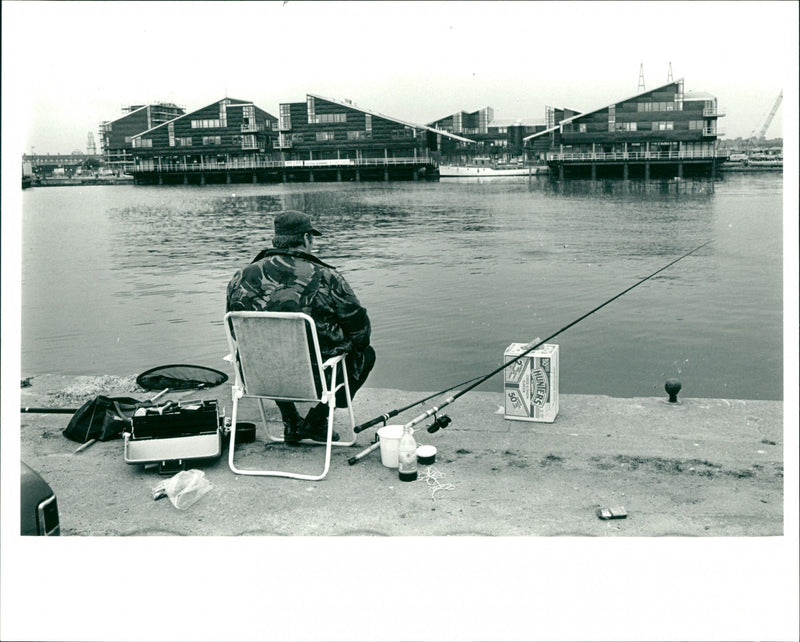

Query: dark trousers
left=277, top=346, right=376, bottom=423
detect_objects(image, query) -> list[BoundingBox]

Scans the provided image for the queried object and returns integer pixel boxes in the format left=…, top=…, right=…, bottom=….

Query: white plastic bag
left=156, top=469, right=213, bottom=509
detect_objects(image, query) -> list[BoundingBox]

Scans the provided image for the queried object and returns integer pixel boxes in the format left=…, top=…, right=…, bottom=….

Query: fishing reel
left=426, top=414, right=452, bottom=433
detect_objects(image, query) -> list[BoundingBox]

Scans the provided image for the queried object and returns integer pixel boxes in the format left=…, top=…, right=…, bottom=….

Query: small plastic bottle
left=397, top=425, right=418, bottom=482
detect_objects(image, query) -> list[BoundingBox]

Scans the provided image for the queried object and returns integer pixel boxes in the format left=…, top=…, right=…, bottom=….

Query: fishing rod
left=348, top=240, right=711, bottom=465
left=352, top=375, right=487, bottom=434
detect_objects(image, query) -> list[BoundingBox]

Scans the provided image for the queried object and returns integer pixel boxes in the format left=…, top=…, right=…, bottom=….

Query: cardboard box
left=503, top=343, right=559, bottom=423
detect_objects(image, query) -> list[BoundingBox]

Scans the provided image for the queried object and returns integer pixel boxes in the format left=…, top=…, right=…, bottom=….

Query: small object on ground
left=597, top=506, right=628, bottom=520
left=152, top=483, right=168, bottom=501
left=73, top=439, right=97, bottom=454
left=156, top=469, right=212, bottom=509
left=21, top=377, right=33, bottom=388
left=665, top=378, right=682, bottom=403
left=417, top=444, right=437, bottom=465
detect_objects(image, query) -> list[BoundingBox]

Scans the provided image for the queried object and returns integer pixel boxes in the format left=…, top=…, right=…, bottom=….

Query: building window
left=652, top=121, right=674, bottom=131
left=315, top=131, right=335, bottom=142
left=291, top=133, right=304, bottom=143
left=168, top=122, right=175, bottom=147
left=241, top=134, right=257, bottom=149
left=615, top=122, right=637, bottom=132
left=578, top=123, right=587, bottom=133
left=347, top=131, right=372, bottom=140
left=365, top=114, right=372, bottom=132
left=191, top=119, right=222, bottom=129
left=307, top=96, right=315, bottom=122
left=220, top=100, right=229, bottom=127
left=176, top=137, right=192, bottom=147
left=608, top=105, right=616, bottom=132
left=314, top=113, right=346, bottom=124
left=133, top=138, right=153, bottom=148
left=279, top=104, right=292, bottom=130
left=242, top=105, right=254, bottom=120
left=688, top=120, right=704, bottom=130
left=124, top=136, right=133, bottom=143
left=392, top=127, right=415, bottom=139
left=202, top=136, right=222, bottom=145
left=638, top=101, right=679, bottom=112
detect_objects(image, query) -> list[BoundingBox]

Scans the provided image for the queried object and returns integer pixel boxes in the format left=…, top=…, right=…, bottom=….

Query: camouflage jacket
left=226, top=248, right=371, bottom=368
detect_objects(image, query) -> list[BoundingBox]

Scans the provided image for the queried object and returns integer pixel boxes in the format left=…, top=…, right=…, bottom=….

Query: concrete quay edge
left=15, top=374, right=785, bottom=537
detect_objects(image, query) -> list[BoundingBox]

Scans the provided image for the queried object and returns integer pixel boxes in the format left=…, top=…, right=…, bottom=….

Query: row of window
left=637, top=101, right=681, bottom=112
left=191, top=119, right=222, bottom=129
left=571, top=120, right=709, bottom=133
left=135, top=135, right=258, bottom=148
left=311, top=113, right=347, bottom=124
left=302, top=130, right=408, bottom=142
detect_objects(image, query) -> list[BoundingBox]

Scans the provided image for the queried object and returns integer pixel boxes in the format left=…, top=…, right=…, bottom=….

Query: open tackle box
left=123, top=399, right=224, bottom=474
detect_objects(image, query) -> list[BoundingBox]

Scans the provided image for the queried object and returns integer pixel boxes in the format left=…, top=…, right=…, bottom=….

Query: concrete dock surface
left=17, top=374, right=786, bottom=537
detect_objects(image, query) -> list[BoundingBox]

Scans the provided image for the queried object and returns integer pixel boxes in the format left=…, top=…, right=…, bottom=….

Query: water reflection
left=541, top=177, right=716, bottom=198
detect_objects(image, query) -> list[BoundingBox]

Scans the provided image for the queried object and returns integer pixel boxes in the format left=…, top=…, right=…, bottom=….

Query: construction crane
left=751, top=91, right=783, bottom=140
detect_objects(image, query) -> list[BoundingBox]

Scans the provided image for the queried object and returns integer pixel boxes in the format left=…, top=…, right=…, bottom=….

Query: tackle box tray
left=130, top=399, right=220, bottom=440
left=124, top=400, right=223, bottom=470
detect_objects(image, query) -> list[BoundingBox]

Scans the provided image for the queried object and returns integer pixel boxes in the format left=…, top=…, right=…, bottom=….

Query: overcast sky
left=3, top=0, right=797, bottom=154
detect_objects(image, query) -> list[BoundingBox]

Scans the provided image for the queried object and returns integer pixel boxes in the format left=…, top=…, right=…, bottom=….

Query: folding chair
left=224, top=311, right=356, bottom=480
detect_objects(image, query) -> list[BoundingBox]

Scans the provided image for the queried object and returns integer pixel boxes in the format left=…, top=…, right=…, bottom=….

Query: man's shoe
left=287, top=416, right=339, bottom=445
left=283, top=416, right=303, bottom=445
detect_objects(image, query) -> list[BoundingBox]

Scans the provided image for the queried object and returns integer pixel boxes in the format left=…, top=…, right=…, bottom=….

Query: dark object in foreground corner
left=20, top=461, right=60, bottom=536
left=597, top=506, right=628, bottom=520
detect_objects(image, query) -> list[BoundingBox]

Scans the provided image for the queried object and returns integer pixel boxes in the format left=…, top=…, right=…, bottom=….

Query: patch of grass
left=539, top=454, right=565, bottom=467
left=502, top=449, right=529, bottom=468
left=726, top=469, right=755, bottom=479
left=611, top=455, right=724, bottom=477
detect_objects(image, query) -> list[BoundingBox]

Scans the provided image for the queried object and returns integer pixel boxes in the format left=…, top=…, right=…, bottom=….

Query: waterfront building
left=99, top=102, right=185, bottom=174
left=21, top=152, right=102, bottom=176
left=129, top=93, right=474, bottom=184
left=271, top=93, right=474, bottom=180
left=428, top=106, right=556, bottom=161
left=128, top=98, right=278, bottom=184
left=524, top=79, right=725, bottom=179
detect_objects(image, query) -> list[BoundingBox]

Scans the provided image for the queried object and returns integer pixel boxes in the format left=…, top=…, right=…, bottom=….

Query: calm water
left=20, top=173, right=783, bottom=400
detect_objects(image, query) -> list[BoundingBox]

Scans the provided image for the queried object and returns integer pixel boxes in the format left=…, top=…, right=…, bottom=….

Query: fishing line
left=349, top=240, right=711, bottom=464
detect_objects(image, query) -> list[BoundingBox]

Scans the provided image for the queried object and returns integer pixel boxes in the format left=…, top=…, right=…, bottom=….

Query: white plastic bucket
left=377, top=425, right=404, bottom=468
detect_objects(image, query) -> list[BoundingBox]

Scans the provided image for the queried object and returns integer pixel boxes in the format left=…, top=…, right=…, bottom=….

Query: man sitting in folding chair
left=226, top=210, right=376, bottom=444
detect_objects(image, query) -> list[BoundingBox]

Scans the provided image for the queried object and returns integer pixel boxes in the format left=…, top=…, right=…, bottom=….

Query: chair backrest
left=225, top=311, right=324, bottom=402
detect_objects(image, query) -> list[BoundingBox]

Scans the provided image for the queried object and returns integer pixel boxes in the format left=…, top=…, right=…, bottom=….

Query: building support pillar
left=623, top=163, right=629, bottom=180
left=384, top=168, right=389, bottom=182
left=644, top=162, right=650, bottom=180
left=711, top=158, right=717, bottom=180
left=183, top=174, right=188, bottom=185
left=309, top=170, right=314, bottom=183
left=591, top=164, right=596, bottom=180
left=282, top=171, right=287, bottom=183
left=677, top=162, right=683, bottom=179
left=558, top=163, right=564, bottom=180
left=252, top=173, right=257, bottom=184
left=413, top=168, right=419, bottom=181
left=226, top=172, right=231, bottom=184
left=200, top=174, right=205, bottom=186
left=337, top=169, right=342, bottom=182
left=355, top=168, right=361, bottom=182
left=158, top=174, right=163, bottom=185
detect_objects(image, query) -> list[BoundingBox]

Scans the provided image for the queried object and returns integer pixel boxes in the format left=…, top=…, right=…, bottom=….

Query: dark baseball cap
left=273, top=210, right=322, bottom=236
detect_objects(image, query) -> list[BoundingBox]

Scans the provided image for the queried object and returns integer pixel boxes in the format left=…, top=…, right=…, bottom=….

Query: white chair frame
left=224, top=311, right=356, bottom=480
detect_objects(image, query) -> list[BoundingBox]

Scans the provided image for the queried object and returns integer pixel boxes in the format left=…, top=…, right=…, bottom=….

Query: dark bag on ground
left=62, top=396, right=150, bottom=443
